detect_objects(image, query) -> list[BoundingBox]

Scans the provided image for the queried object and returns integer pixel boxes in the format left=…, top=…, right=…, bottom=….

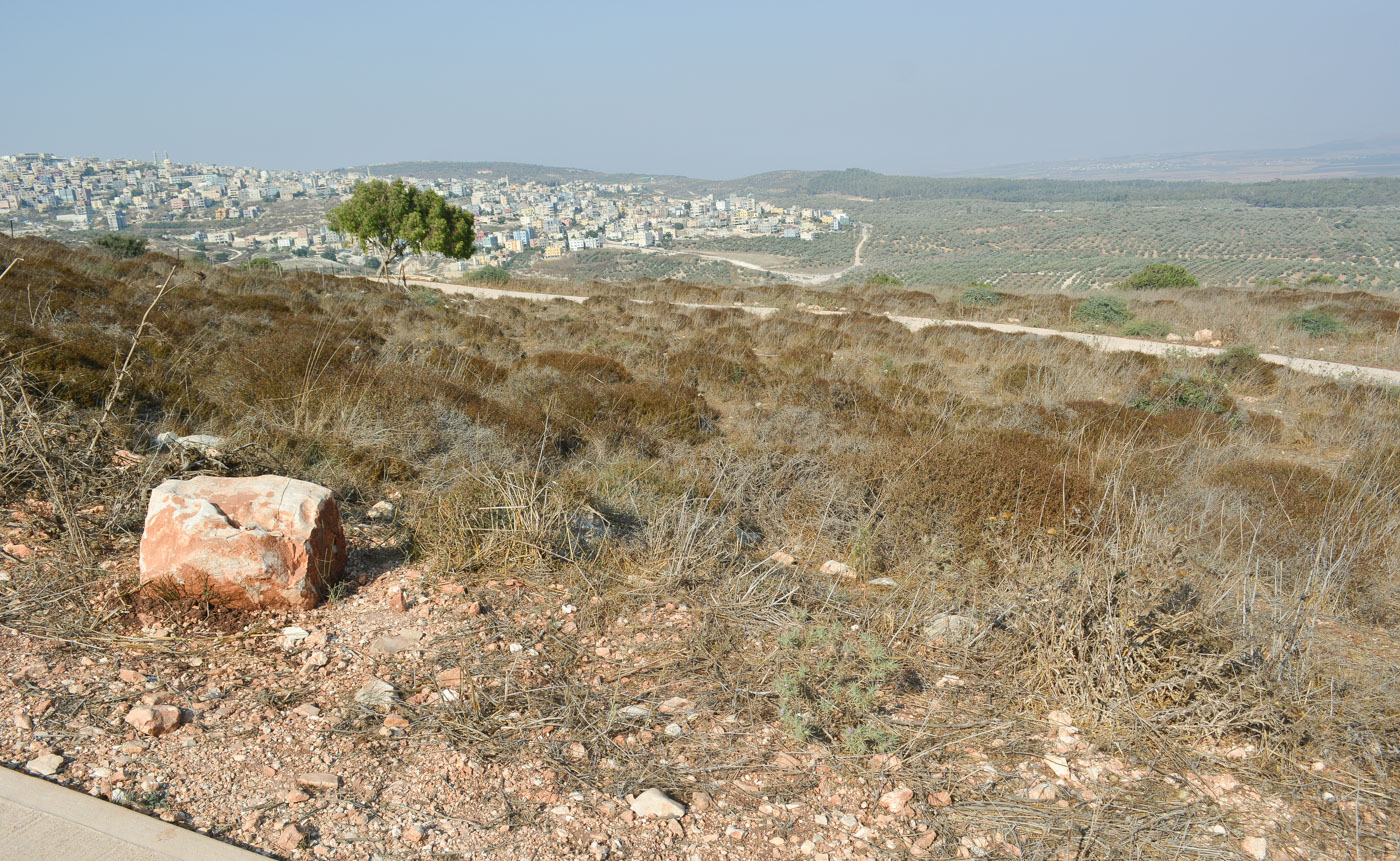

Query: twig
left=88, top=267, right=178, bottom=453
left=0, top=257, right=20, bottom=282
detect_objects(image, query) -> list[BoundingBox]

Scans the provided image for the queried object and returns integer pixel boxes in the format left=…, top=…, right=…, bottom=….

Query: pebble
left=124, top=704, right=182, bottom=736
left=878, top=786, right=913, bottom=813
left=355, top=678, right=397, bottom=708
left=26, top=753, right=64, bottom=776
left=370, top=631, right=424, bottom=656
left=922, top=613, right=979, bottom=643
left=819, top=560, right=852, bottom=577
left=274, top=824, right=304, bottom=854
left=297, top=772, right=343, bottom=791
left=630, top=788, right=687, bottom=819
left=14, top=711, right=33, bottom=731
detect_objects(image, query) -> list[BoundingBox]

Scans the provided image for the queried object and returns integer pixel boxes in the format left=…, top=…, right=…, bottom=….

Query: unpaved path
left=405, top=278, right=1400, bottom=387
left=595, top=222, right=872, bottom=285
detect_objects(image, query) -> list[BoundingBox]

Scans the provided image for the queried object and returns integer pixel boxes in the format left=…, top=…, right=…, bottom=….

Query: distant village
left=1, top=153, right=851, bottom=275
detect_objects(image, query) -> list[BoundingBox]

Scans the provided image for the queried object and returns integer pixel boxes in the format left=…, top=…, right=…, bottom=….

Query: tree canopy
left=93, top=234, right=148, bottom=259
left=327, top=179, right=474, bottom=285
left=1118, top=263, right=1199, bottom=290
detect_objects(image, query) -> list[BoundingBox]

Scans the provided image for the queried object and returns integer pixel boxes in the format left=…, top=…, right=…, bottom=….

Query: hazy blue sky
left=8, top=0, right=1398, bottom=177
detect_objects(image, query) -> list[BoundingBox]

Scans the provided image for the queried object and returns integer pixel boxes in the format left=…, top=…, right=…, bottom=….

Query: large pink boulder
left=139, top=475, right=347, bottom=610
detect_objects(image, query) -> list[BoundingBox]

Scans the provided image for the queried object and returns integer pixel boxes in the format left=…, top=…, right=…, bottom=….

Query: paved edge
left=0, top=766, right=267, bottom=860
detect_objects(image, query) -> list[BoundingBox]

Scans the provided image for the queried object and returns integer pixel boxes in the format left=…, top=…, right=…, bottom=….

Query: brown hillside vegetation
left=1, top=237, right=1398, bottom=860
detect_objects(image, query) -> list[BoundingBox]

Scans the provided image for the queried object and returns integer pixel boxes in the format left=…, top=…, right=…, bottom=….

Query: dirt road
left=596, top=222, right=871, bottom=285
left=405, top=277, right=1400, bottom=387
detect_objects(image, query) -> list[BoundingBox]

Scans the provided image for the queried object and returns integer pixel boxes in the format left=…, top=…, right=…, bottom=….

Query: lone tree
left=1118, top=263, right=1198, bottom=290
left=93, top=234, right=148, bottom=259
left=326, top=179, right=474, bottom=287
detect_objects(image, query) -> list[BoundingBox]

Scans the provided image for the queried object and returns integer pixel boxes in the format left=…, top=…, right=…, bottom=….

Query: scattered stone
left=26, top=753, right=63, bottom=776
left=118, top=669, right=146, bottom=685
left=922, top=614, right=979, bottom=643
left=124, top=704, right=182, bottom=736
left=138, top=475, right=347, bottom=610
left=619, top=704, right=651, bottom=719
left=292, top=703, right=322, bottom=718
left=657, top=696, right=695, bottom=715
left=878, top=786, right=914, bottom=813
left=765, top=551, right=797, bottom=566
left=302, top=650, right=328, bottom=669
left=1165, top=333, right=1183, bottom=342
left=366, top=500, right=396, bottom=521
left=867, top=577, right=898, bottom=588
left=388, top=586, right=408, bottom=613
left=383, top=715, right=410, bottom=729
left=1044, top=754, right=1072, bottom=779
left=664, top=723, right=684, bottom=737
left=1024, top=782, right=1059, bottom=802
left=1240, top=836, right=1268, bottom=860
left=1193, top=329, right=1214, bottom=343
left=356, top=678, right=397, bottom=709
left=3, top=543, right=33, bottom=560
left=296, top=772, right=342, bottom=791
left=630, top=788, right=686, bottom=819
left=690, top=791, right=713, bottom=812
left=563, top=741, right=587, bottom=762
left=274, top=823, right=304, bottom=854
left=13, top=711, right=33, bottom=731
left=155, top=432, right=228, bottom=453
left=370, top=630, right=424, bottom=656
left=818, top=560, right=852, bottom=577
left=403, top=825, right=425, bottom=844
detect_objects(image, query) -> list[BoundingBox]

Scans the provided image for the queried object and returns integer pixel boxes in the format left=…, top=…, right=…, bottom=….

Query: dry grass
left=3, top=236, right=1399, bottom=857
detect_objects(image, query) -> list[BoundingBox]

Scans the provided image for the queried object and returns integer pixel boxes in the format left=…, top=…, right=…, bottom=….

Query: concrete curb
left=0, top=765, right=267, bottom=860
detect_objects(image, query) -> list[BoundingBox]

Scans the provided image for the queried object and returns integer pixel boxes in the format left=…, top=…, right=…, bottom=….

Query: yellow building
left=544, top=244, right=564, bottom=259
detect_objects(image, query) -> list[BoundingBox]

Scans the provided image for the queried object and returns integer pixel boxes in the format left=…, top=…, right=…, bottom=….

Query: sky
left=7, top=0, right=1399, bottom=178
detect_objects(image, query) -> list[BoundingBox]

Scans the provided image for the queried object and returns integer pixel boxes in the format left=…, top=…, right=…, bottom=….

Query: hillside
left=1, top=236, right=1398, bottom=859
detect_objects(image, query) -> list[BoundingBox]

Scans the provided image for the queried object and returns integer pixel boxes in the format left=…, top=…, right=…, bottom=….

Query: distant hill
left=335, top=148, right=1400, bottom=209
left=947, top=135, right=1400, bottom=182
left=334, top=160, right=690, bottom=187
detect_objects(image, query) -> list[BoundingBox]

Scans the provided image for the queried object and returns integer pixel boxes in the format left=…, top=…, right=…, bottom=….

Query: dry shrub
left=528, top=350, right=633, bottom=384
left=880, top=429, right=1100, bottom=549
left=995, top=361, right=1055, bottom=393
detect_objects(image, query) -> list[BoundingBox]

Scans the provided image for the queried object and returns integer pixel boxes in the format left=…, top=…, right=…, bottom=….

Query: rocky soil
left=3, top=509, right=1394, bottom=860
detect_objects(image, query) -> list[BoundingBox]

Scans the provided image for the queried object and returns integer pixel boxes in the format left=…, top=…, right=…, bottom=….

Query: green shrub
left=959, top=283, right=1003, bottom=307
left=93, top=234, right=148, bottom=259
left=1131, top=373, right=1233, bottom=415
left=1118, top=264, right=1198, bottom=291
left=864, top=272, right=904, bottom=287
left=408, top=286, right=443, bottom=307
left=1122, top=319, right=1170, bottom=338
left=1302, top=274, right=1338, bottom=286
left=775, top=619, right=899, bottom=753
left=1256, top=277, right=1286, bottom=287
left=1073, top=295, right=1132, bottom=326
left=243, top=257, right=281, bottom=272
left=1286, top=308, right=1346, bottom=338
left=465, top=265, right=512, bottom=285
